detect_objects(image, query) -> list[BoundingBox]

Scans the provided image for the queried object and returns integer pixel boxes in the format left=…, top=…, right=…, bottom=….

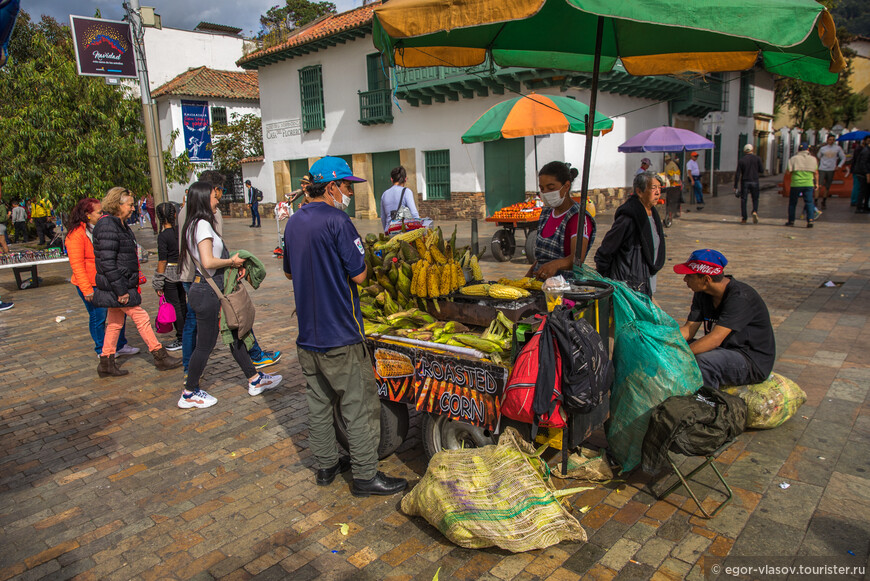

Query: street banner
left=181, top=100, right=212, bottom=162
left=69, top=15, right=137, bottom=78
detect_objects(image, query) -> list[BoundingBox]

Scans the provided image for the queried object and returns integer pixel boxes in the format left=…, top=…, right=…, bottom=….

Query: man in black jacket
left=675, top=249, right=775, bottom=389
left=245, top=179, right=261, bottom=228
left=854, top=135, right=870, bottom=214
left=734, top=143, right=763, bottom=224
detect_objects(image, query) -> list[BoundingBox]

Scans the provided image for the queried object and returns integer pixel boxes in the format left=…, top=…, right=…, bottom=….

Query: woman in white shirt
left=177, top=182, right=281, bottom=409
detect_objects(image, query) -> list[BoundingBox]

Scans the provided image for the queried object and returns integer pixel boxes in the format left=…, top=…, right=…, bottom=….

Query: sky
left=24, top=0, right=362, bottom=37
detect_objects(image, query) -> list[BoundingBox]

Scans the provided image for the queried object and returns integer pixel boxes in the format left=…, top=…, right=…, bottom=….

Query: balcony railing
left=671, top=76, right=723, bottom=118
left=358, top=88, right=393, bottom=125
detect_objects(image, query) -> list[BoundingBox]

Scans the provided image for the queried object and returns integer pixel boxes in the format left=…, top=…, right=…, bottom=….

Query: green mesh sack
left=576, top=266, right=703, bottom=473
left=723, top=373, right=806, bottom=429
left=400, top=427, right=591, bottom=552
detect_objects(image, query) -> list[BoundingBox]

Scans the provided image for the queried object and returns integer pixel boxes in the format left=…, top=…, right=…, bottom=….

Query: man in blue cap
left=675, top=249, right=775, bottom=389
left=283, top=156, right=407, bottom=497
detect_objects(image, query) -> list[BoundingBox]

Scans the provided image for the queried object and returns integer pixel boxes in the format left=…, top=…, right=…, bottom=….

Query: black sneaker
left=165, top=339, right=183, bottom=351
left=0, top=302, right=13, bottom=311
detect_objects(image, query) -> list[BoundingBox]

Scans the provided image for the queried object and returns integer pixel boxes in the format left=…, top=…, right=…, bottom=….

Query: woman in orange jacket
left=65, top=198, right=138, bottom=357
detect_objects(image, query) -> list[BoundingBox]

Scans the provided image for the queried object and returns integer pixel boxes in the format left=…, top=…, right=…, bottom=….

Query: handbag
left=155, top=296, right=176, bottom=333
left=389, top=188, right=414, bottom=221
left=192, top=255, right=256, bottom=338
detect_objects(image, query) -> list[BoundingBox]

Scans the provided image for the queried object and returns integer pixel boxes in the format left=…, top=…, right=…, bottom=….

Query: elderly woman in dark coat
left=92, top=187, right=181, bottom=377
left=594, top=172, right=666, bottom=297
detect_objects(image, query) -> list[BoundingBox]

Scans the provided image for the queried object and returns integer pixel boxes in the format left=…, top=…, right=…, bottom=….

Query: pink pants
left=101, top=306, right=161, bottom=356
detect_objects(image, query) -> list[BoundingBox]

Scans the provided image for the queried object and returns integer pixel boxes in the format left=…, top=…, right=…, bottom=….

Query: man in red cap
left=675, top=249, right=775, bottom=388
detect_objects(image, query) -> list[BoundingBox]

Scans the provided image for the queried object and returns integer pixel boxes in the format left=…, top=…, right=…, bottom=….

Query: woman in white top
left=177, top=182, right=281, bottom=409
left=379, top=166, right=420, bottom=232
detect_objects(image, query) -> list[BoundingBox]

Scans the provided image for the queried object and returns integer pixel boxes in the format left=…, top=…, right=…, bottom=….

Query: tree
left=259, top=0, right=336, bottom=40
left=0, top=11, right=192, bottom=211
left=208, top=113, right=264, bottom=175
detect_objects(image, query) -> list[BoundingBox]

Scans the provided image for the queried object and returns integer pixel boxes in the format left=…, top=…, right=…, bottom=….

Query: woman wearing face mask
left=527, top=161, right=595, bottom=281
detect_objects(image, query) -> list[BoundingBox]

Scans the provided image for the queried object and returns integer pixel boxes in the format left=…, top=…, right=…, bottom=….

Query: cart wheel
left=422, top=413, right=495, bottom=460
left=524, top=229, right=537, bottom=264
left=334, top=399, right=409, bottom=460
left=491, top=230, right=514, bottom=262
left=663, top=213, right=673, bottom=228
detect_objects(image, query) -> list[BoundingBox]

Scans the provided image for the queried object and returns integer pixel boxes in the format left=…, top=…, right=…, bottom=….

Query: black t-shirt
left=689, top=277, right=776, bottom=383
left=157, top=228, right=179, bottom=262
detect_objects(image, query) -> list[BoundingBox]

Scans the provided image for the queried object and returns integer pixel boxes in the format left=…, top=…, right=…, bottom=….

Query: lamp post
left=124, top=0, right=168, bottom=205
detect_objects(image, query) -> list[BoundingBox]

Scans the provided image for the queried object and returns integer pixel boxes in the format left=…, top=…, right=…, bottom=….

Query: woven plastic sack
left=576, top=266, right=702, bottom=473
left=552, top=447, right=614, bottom=481
left=401, top=427, right=590, bottom=552
left=722, top=373, right=806, bottom=429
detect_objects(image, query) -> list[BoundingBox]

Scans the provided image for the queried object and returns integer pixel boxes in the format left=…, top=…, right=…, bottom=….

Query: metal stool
left=655, top=441, right=734, bottom=519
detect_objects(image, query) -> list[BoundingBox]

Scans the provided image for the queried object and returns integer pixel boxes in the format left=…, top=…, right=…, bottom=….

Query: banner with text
left=69, top=15, right=137, bottom=78
left=181, top=100, right=212, bottom=163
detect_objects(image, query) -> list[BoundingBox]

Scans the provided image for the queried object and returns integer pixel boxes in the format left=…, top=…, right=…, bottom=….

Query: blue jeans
left=251, top=200, right=260, bottom=226
left=692, top=178, right=704, bottom=205
left=77, top=287, right=127, bottom=355
left=853, top=174, right=863, bottom=206
left=182, top=281, right=265, bottom=371
left=788, top=187, right=815, bottom=223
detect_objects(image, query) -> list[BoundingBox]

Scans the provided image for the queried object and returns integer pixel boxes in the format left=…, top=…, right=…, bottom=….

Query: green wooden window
left=715, top=73, right=728, bottom=112
left=704, top=133, right=722, bottom=170
left=210, top=106, right=227, bottom=126
left=366, top=53, right=390, bottom=91
left=299, top=65, right=325, bottom=132
left=424, top=150, right=451, bottom=200
left=738, top=133, right=749, bottom=158
left=738, top=70, right=754, bottom=117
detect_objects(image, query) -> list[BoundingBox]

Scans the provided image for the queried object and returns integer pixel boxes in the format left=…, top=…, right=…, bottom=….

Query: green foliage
left=831, top=0, right=870, bottom=37
left=0, top=11, right=190, bottom=212
left=208, top=113, right=264, bottom=175
left=259, top=0, right=336, bottom=47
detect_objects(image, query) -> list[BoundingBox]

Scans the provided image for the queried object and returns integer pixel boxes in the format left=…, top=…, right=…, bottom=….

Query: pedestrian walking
left=816, top=134, right=846, bottom=210
left=246, top=179, right=261, bottom=228
left=30, top=198, right=52, bottom=246
left=686, top=151, right=704, bottom=209
left=380, top=166, right=421, bottom=233
left=785, top=143, right=818, bottom=228
left=283, top=156, right=407, bottom=496
left=11, top=200, right=27, bottom=242
left=855, top=136, right=870, bottom=214
left=635, top=157, right=652, bottom=175
left=153, top=202, right=186, bottom=351
left=65, top=197, right=138, bottom=358
left=92, top=187, right=182, bottom=377
left=177, top=181, right=282, bottom=409
left=734, top=143, right=763, bottom=224
left=594, top=171, right=666, bottom=297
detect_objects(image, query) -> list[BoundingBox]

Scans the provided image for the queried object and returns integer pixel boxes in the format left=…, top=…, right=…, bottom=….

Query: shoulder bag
left=192, top=255, right=256, bottom=338
left=389, top=188, right=414, bottom=221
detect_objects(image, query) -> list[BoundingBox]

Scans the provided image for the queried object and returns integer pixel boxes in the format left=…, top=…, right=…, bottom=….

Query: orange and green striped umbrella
left=461, top=93, right=613, bottom=144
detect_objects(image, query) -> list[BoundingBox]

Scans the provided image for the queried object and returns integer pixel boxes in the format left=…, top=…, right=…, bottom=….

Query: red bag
left=501, top=320, right=566, bottom=429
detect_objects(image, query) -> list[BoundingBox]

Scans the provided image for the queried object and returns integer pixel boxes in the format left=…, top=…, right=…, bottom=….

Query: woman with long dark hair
left=92, top=187, right=182, bottom=377
left=65, top=197, right=137, bottom=357
left=153, top=202, right=185, bottom=350
left=178, top=181, right=281, bottom=409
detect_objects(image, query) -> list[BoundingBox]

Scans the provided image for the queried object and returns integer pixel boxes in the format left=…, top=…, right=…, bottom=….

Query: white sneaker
left=178, top=389, right=217, bottom=409
left=116, top=344, right=140, bottom=357
left=248, top=372, right=283, bottom=396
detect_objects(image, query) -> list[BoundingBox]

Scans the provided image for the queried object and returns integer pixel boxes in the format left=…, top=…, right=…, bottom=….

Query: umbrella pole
left=576, top=15, right=604, bottom=270
left=534, top=136, right=538, bottom=175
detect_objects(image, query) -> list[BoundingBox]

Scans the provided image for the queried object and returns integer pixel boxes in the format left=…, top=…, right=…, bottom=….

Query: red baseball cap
left=690, top=151, right=699, bottom=157
left=673, top=249, right=728, bottom=276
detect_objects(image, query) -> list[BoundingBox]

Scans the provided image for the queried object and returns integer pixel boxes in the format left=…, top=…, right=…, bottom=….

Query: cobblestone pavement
left=2, top=179, right=869, bottom=580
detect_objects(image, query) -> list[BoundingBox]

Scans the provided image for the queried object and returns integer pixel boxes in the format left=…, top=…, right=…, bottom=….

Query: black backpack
left=545, top=305, right=613, bottom=413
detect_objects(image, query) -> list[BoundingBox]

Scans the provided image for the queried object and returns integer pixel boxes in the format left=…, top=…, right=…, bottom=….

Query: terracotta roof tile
left=152, top=67, right=259, bottom=100
left=238, top=3, right=379, bottom=68
left=240, top=155, right=265, bottom=163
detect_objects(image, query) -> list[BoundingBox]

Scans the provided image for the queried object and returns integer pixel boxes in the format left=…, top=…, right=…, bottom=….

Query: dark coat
left=594, top=195, right=665, bottom=296
left=92, top=215, right=141, bottom=308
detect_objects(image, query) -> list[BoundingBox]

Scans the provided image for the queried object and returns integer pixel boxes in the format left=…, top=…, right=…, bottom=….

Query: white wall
left=258, top=35, right=672, bottom=199
left=241, top=161, right=275, bottom=204
left=143, top=27, right=248, bottom=91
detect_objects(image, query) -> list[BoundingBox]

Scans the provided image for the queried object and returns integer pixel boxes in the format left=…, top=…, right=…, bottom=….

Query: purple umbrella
left=618, top=127, right=714, bottom=153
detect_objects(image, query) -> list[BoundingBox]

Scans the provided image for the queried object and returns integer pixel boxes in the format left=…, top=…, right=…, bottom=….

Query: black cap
left=244, top=179, right=251, bottom=185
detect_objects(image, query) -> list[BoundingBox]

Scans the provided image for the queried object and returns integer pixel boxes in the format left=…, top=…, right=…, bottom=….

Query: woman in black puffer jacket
left=92, top=187, right=181, bottom=377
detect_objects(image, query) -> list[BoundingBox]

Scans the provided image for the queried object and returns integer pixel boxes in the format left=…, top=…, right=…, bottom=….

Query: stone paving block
left=624, top=520, right=658, bottom=544
left=670, top=532, right=712, bottom=564
left=799, top=510, right=870, bottom=559
left=634, top=537, right=675, bottom=568
left=489, top=552, right=535, bottom=580
left=754, top=478, right=823, bottom=530
left=818, top=471, right=870, bottom=522
left=797, top=418, right=852, bottom=455
left=723, top=450, right=785, bottom=494
left=652, top=557, right=691, bottom=581
left=561, top=542, right=605, bottom=577
left=581, top=563, right=617, bottom=581
left=851, top=415, right=870, bottom=445
left=827, top=379, right=869, bottom=404
left=729, top=515, right=803, bottom=557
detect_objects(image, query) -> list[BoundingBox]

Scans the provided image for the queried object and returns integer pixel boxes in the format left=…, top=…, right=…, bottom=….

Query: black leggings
left=185, top=273, right=257, bottom=391
left=162, top=280, right=187, bottom=340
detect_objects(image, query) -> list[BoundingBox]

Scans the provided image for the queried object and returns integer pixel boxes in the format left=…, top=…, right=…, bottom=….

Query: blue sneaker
left=252, top=350, right=282, bottom=369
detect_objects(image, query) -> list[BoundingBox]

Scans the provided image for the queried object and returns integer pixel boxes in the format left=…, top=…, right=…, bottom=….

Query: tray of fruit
left=486, top=200, right=542, bottom=224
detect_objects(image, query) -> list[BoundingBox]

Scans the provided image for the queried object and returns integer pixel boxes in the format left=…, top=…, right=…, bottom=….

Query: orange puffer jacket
left=65, top=224, right=97, bottom=296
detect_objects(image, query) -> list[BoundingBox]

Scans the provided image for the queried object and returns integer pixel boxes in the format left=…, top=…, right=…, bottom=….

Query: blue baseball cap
left=673, top=249, right=728, bottom=276
left=798, top=142, right=810, bottom=151
left=308, top=156, right=366, bottom=184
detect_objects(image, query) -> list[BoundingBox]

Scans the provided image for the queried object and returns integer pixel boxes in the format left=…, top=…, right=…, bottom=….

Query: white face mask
left=329, top=185, right=351, bottom=210
left=540, top=189, right=565, bottom=208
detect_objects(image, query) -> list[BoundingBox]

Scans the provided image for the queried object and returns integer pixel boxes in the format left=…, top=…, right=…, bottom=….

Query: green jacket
left=219, top=250, right=266, bottom=348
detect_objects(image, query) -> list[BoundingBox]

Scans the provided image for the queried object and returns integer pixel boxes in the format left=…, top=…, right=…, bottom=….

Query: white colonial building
left=238, top=3, right=776, bottom=218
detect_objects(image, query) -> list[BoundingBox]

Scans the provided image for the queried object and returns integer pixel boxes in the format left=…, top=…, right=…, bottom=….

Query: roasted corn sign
left=369, top=340, right=507, bottom=431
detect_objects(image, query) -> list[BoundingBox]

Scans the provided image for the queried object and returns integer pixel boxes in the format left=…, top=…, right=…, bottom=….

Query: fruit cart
left=485, top=199, right=541, bottom=264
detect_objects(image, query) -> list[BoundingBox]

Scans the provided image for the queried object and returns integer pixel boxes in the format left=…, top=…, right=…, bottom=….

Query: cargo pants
left=299, top=342, right=380, bottom=481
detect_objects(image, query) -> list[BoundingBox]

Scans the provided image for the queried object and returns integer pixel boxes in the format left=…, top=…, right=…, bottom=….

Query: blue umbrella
left=618, top=127, right=714, bottom=153
left=836, top=130, right=870, bottom=142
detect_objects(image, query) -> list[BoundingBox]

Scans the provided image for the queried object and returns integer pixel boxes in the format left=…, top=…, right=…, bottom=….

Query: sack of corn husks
left=552, top=447, right=614, bottom=481
left=401, top=427, right=590, bottom=552
left=723, top=373, right=806, bottom=429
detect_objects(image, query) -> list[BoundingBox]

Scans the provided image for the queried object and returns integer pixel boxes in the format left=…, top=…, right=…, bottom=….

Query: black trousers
left=13, top=221, right=27, bottom=242
left=162, top=280, right=187, bottom=340
left=740, top=182, right=760, bottom=220
left=34, top=216, right=49, bottom=245
left=185, top=274, right=257, bottom=391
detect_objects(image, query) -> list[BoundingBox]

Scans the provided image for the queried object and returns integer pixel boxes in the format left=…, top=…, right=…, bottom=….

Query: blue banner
left=181, top=100, right=212, bottom=162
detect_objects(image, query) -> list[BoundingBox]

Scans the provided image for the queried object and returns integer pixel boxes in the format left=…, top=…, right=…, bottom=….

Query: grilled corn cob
left=470, top=255, right=483, bottom=281
left=460, top=284, right=490, bottom=296
left=487, top=284, right=529, bottom=300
